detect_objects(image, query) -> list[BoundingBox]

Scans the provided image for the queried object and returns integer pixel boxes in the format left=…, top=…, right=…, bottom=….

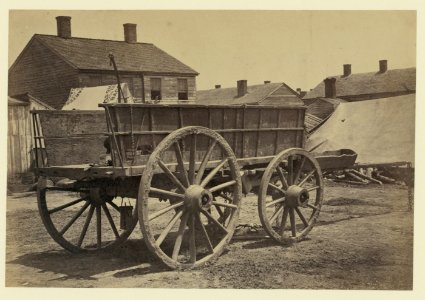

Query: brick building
left=8, top=16, right=199, bottom=109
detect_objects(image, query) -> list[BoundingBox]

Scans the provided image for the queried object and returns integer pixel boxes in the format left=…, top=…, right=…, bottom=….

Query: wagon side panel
left=37, top=111, right=107, bottom=166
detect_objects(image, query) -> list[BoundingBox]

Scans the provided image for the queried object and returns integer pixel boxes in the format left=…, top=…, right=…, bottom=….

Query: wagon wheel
left=139, top=126, right=242, bottom=269
left=258, top=148, right=323, bottom=244
left=37, top=180, right=137, bottom=253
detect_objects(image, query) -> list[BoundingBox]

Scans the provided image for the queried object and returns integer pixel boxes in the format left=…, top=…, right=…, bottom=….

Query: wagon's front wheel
left=258, top=148, right=324, bottom=244
left=139, top=126, right=242, bottom=269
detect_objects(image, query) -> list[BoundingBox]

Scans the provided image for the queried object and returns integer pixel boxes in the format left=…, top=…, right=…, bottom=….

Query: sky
left=8, top=10, right=416, bottom=92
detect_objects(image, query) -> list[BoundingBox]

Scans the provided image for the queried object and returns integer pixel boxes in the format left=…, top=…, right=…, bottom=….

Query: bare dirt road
left=5, top=182, right=413, bottom=289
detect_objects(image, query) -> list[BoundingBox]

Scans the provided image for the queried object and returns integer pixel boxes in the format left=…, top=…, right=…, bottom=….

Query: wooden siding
left=8, top=38, right=80, bottom=109
left=144, top=75, right=196, bottom=102
left=8, top=99, right=51, bottom=179
left=78, top=73, right=197, bottom=103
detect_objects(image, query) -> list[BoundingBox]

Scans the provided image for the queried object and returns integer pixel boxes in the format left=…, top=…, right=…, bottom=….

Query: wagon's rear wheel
left=37, top=180, right=137, bottom=253
left=139, top=126, right=242, bottom=269
left=258, top=148, right=323, bottom=244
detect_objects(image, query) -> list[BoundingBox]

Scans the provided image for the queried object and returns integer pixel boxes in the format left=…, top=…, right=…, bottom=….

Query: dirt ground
left=5, top=181, right=413, bottom=289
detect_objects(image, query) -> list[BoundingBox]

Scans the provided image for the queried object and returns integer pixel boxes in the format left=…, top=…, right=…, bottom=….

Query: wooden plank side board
left=33, top=104, right=305, bottom=169
left=108, top=105, right=306, bottom=166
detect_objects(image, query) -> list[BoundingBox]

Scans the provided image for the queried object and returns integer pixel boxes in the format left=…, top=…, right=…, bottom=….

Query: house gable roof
left=196, top=83, right=303, bottom=106
left=28, top=34, right=198, bottom=75
left=304, top=67, right=416, bottom=99
left=9, top=93, right=55, bottom=110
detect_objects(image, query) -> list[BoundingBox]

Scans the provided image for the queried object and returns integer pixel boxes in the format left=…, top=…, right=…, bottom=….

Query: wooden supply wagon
left=33, top=103, right=351, bottom=269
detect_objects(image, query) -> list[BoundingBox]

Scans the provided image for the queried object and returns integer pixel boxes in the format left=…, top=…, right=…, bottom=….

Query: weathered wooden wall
left=8, top=38, right=80, bottom=109
left=78, top=72, right=197, bottom=103
left=8, top=99, right=51, bottom=180
left=8, top=105, right=31, bottom=178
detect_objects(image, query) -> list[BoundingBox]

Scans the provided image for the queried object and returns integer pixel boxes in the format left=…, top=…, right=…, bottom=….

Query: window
left=150, top=78, right=162, bottom=100
left=177, top=78, right=188, bottom=100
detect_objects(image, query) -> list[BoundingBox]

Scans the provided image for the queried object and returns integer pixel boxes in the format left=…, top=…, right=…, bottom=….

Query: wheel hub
left=184, top=185, right=213, bottom=210
left=285, top=185, right=309, bottom=208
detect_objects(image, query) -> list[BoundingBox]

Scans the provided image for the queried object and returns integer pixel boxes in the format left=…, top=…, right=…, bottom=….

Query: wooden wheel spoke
left=158, top=160, right=186, bottom=192
left=213, top=203, right=224, bottom=218
left=268, top=183, right=286, bottom=195
left=59, top=201, right=91, bottom=235
left=289, top=208, right=296, bottom=237
left=172, top=211, right=189, bottom=260
left=48, top=197, right=87, bottom=214
left=195, top=140, right=217, bottom=184
left=293, top=157, right=306, bottom=185
left=269, top=205, right=284, bottom=223
left=209, top=180, right=236, bottom=193
left=174, top=142, right=190, bottom=187
left=288, top=156, right=294, bottom=185
left=295, top=207, right=309, bottom=228
left=149, top=187, right=185, bottom=199
left=200, top=158, right=228, bottom=188
left=195, top=213, right=214, bottom=254
left=155, top=209, right=184, bottom=247
left=276, top=166, right=289, bottom=190
left=101, top=203, right=119, bottom=239
left=107, top=200, right=120, bottom=213
left=77, top=205, right=95, bottom=247
left=188, top=213, right=196, bottom=263
left=307, top=186, right=320, bottom=192
left=188, top=134, right=197, bottom=184
left=279, top=206, right=290, bottom=235
left=307, top=203, right=318, bottom=211
left=96, top=206, right=102, bottom=249
left=266, top=197, right=286, bottom=208
left=200, top=209, right=229, bottom=233
left=219, top=192, right=233, bottom=202
left=212, top=201, right=238, bottom=209
left=298, top=170, right=316, bottom=187
left=149, top=201, right=184, bottom=221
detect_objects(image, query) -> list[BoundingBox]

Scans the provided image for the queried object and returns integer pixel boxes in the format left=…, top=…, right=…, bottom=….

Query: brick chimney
left=296, top=88, right=302, bottom=94
left=237, top=80, right=248, bottom=97
left=264, top=80, right=271, bottom=84
left=56, top=16, right=71, bottom=38
left=123, top=23, right=137, bottom=43
left=343, top=64, right=351, bottom=77
left=324, top=78, right=337, bottom=98
left=215, top=85, right=221, bottom=89
left=379, top=60, right=388, bottom=73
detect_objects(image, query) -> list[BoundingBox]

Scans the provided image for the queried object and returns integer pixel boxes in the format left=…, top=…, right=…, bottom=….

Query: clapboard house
left=196, top=80, right=304, bottom=106
left=303, top=60, right=416, bottom=103
left=8, top=16, right=199, bottom=109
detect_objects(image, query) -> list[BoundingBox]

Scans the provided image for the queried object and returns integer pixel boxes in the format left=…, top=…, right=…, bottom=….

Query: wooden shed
left=8, top=93, right=53, bottom=188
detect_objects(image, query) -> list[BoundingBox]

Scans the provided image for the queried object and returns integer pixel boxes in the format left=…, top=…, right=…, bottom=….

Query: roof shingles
left=34, top=34, right=198, bottom=75
left=196, top=83, right=303, bottom=106
left=304, top=68, right=416, bottom=99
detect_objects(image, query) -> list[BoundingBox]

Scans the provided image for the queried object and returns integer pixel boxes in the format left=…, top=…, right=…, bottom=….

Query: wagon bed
left=32, top=103, right=353, bottom=270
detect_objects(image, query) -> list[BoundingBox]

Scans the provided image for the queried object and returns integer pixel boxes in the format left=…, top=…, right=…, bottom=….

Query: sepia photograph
left=2, top=1, right=423, bottom=294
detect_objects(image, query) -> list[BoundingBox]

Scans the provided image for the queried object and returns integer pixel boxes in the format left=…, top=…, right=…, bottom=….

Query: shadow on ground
left=7, top=239, right=169, bottom=280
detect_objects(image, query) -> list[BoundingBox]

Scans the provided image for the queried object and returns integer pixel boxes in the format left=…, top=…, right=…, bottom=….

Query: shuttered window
left=177, top=78, right=188, bottom=100
left=150, top=78, right=162, bottom=100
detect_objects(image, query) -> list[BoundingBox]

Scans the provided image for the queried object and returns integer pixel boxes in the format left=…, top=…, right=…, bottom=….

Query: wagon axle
left=184, top=185, right=213, bottom=210
left=285, top=185, right=309, bottom=208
